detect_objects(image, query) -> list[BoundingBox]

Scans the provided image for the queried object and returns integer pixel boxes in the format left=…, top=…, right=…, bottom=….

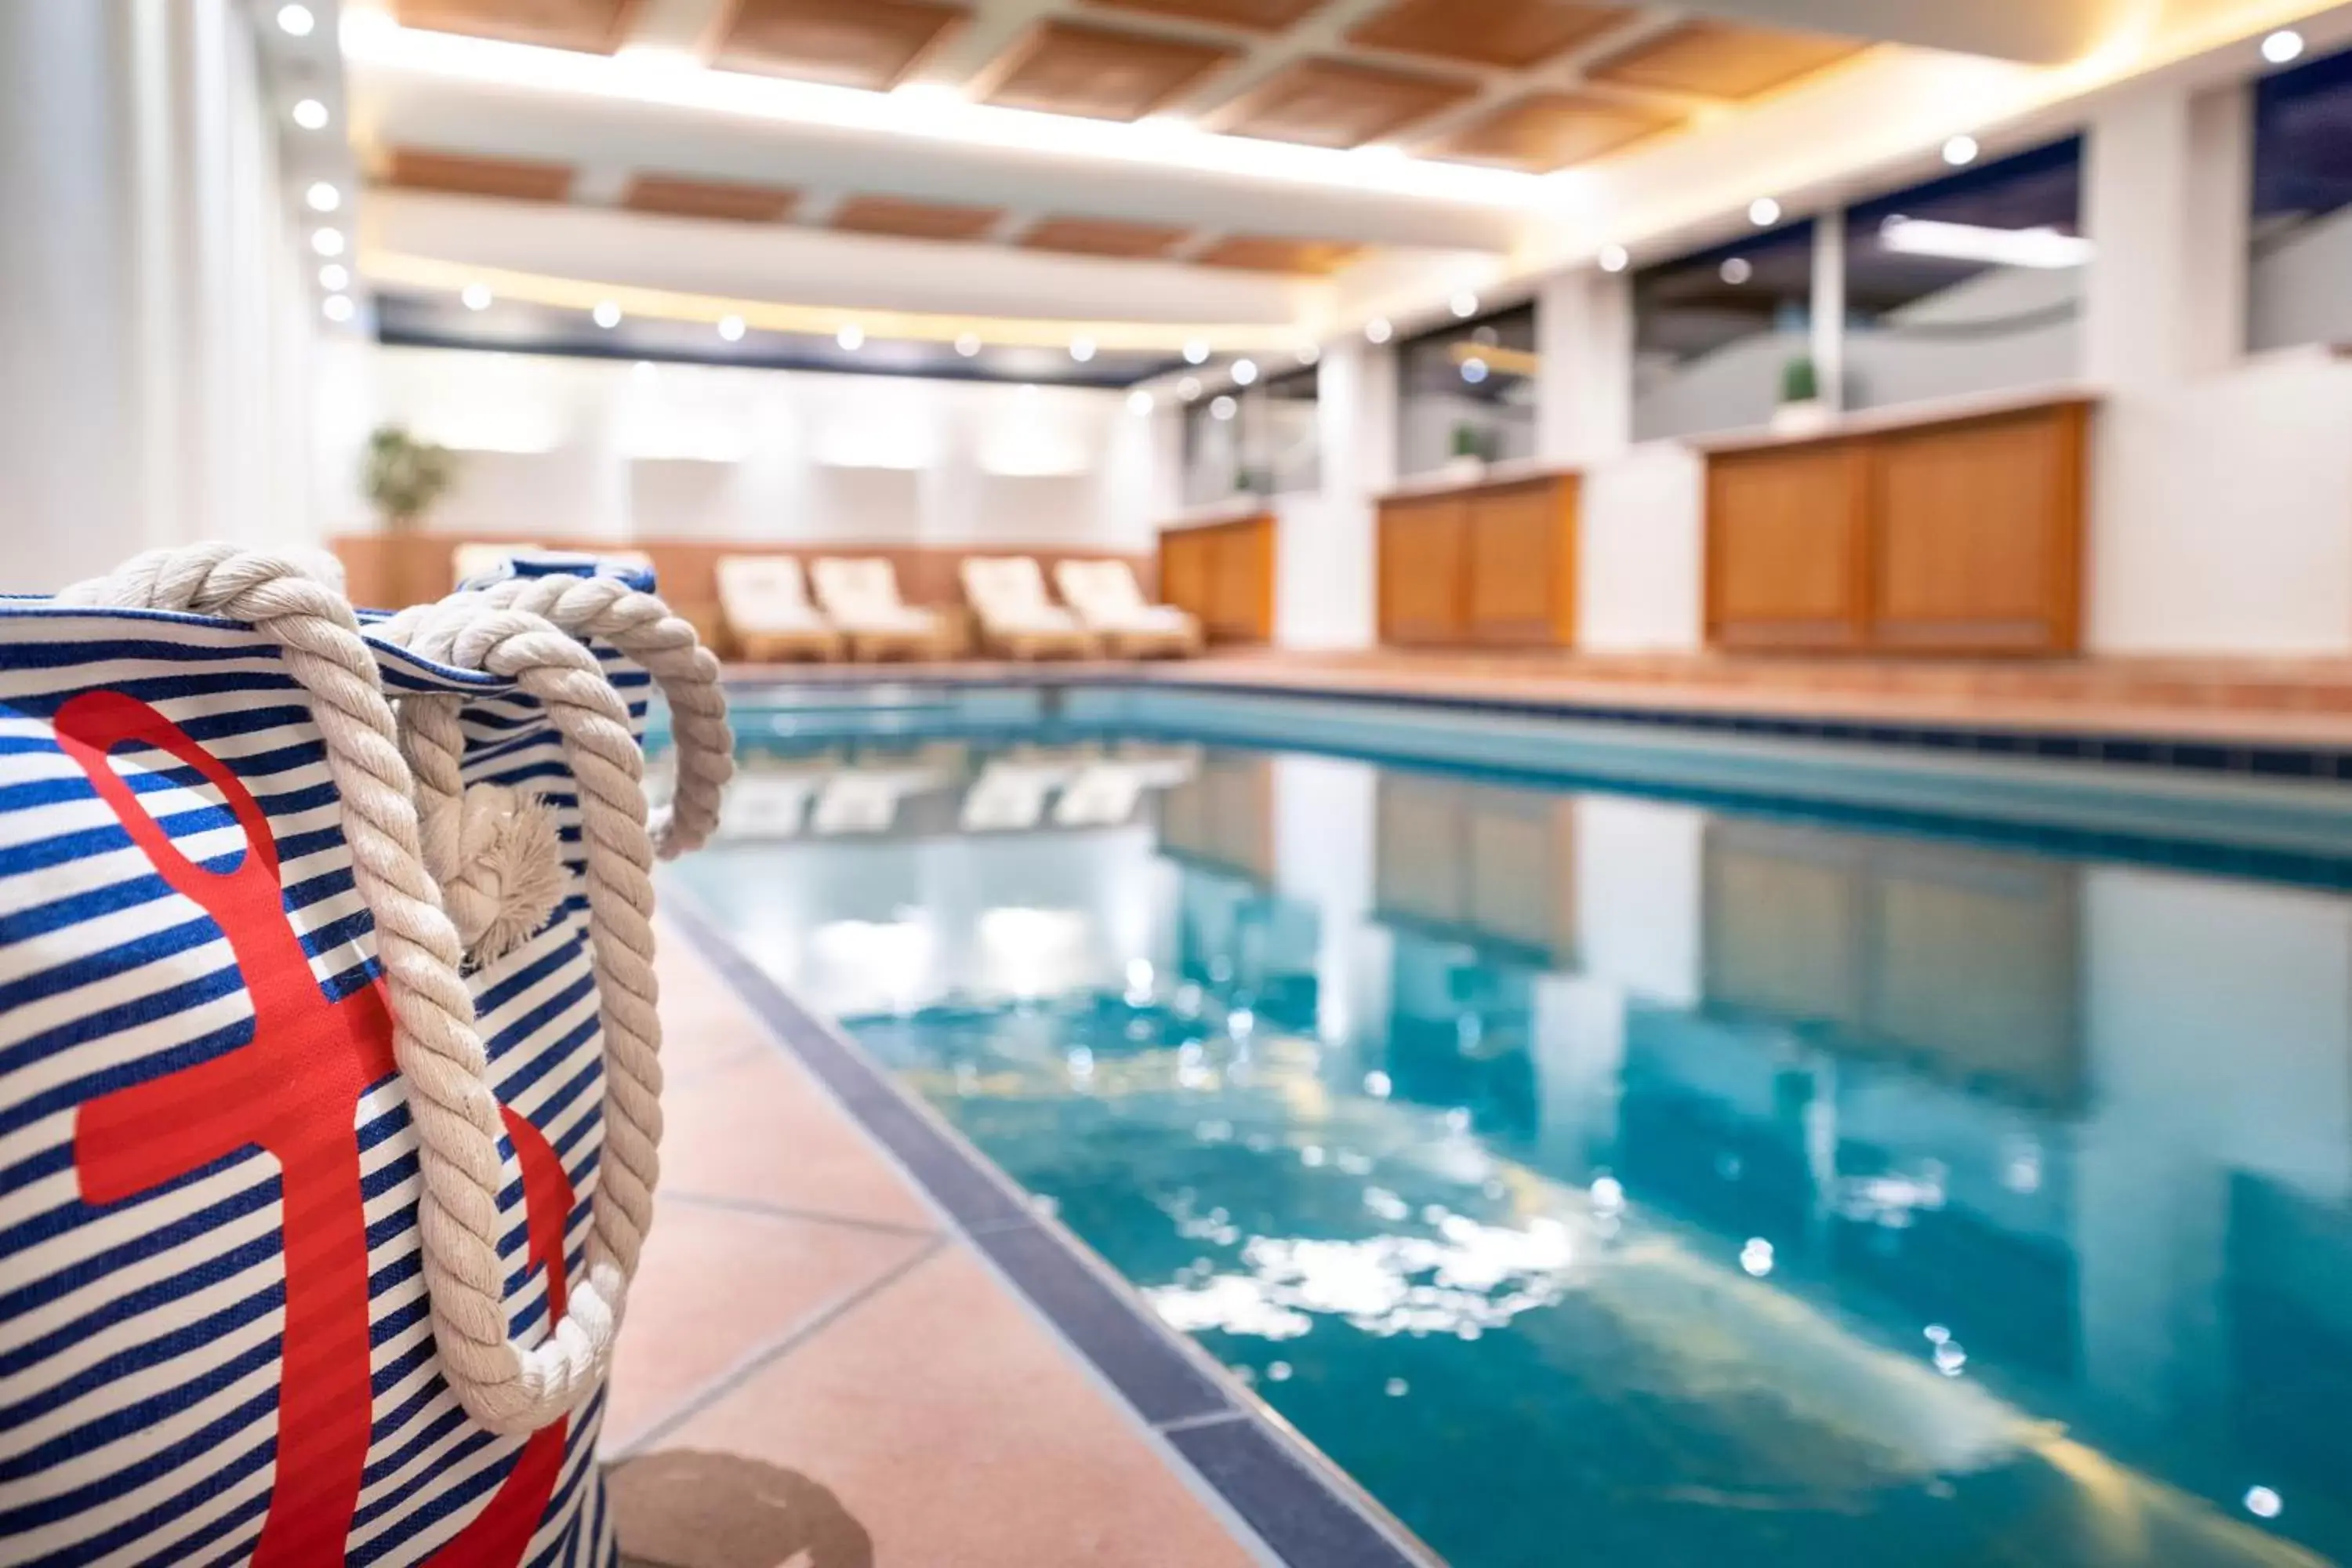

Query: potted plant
left=1446, top=420, right=1490, bottom=477
left=361, top=425, right=459, bottom=605
left=1772, top=354, right=1831, bottom=434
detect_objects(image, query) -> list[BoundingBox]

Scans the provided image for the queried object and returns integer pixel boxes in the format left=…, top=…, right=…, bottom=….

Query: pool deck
left=608, top=909, right=1427, bottom=1568
left=723, top=648, right=2352, bottom=748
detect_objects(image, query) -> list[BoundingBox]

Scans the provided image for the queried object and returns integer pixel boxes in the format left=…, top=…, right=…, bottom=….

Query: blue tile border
left=664, top=894, right=1442, bottom=1568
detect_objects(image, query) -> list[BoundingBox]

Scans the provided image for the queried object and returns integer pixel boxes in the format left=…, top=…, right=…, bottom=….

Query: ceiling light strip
left=361, top=251, right=1304, bottom=352
left=339, top=16, right=1546, bottom=209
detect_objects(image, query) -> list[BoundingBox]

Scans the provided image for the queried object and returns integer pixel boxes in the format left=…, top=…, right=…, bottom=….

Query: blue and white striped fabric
left=0, top=583, right=650, bottom=1566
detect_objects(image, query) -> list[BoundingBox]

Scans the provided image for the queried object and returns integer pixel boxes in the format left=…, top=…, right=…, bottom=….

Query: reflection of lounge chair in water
left=1050, top=743, right=1204, bottom=827
left=958, top=750, right=1091, bottom=831
left=810, top=762, right=949, bottom=834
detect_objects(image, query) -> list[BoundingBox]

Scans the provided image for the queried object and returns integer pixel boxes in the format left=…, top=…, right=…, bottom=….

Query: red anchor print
left=56, top=691, right=579, bottom=1566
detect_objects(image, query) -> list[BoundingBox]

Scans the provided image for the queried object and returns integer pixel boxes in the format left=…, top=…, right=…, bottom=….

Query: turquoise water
left=669, top=697, right=2352, bottom=1568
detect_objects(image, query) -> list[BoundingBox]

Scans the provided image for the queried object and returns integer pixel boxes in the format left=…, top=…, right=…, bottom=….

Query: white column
left=0, top=0, right=310, bottom=590
left=1535, top=268, right=1632, bottom=464
left=1272, top=338, right=1386, bottom=649
left=1809, top=209, right=1846, bottom=410
left=2082, top=81, right=2249, bottom=390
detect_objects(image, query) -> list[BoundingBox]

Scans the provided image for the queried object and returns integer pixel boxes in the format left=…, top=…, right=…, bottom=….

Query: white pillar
left=2082, top=81, right=2249, bottom=390
left=1535, top=268, right=1633, bottom=464
left=0, top=0, right=308, bottom=590
left=1810, top=209, right=1846, bottom=411
left=1272, top=338, right=1387, bottom=649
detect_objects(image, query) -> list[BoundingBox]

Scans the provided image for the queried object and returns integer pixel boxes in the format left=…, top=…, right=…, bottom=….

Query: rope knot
left=446, top=785, right=566, bottom=964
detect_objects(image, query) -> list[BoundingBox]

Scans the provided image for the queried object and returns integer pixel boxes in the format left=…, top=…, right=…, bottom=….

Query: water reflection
left=670, top=736, right=2352, bottom=1568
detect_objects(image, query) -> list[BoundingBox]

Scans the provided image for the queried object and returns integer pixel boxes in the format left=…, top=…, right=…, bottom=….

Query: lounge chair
left=960, top=557, right=1096, bottom=661
left=810, top=557, right=955, bottom=662
left=1054, top=559, right=1203, bottom=658
left=716, top=555, right=842, bottom=663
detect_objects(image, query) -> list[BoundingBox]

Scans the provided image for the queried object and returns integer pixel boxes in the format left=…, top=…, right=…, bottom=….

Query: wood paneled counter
left=1702, top=391, right=2093, bottom=655
left=1376, top=466, right=1579, bottom=648
left=1158, top=510, right=1276, bottom=644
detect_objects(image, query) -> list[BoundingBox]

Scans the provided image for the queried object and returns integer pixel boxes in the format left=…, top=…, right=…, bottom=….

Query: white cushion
left=811, top=557, right=938, bottom=633
left=717, top=555, right=829, bottom=632
left=1055, top=559, right=1185, bottom=632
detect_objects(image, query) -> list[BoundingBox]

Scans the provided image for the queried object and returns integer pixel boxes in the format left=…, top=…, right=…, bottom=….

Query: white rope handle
left=408, top=572, right=734, bottom=859
left=56, top=546, right=652, bottom=1434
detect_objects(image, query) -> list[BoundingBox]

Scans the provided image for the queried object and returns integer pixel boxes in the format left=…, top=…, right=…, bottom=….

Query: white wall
left=321, top=342, right=1158, bottom=552
left=0, top=0, right=314, bottom=591
left=1576, top=443, right=1708, bottom=653
left=2249, top=201, right=2352, bottom=354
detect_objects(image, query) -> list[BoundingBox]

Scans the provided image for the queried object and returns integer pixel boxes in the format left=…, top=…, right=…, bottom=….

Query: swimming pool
left=664, top=684, right=2352, bottom=1568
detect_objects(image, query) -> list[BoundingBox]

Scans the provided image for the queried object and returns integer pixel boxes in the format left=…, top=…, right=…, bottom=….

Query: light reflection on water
left=670, top=729, right=2352, bottom=1568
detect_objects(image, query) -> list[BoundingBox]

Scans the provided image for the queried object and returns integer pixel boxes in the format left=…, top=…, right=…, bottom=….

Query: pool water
left=666, top=701, right=2352, bottom=1568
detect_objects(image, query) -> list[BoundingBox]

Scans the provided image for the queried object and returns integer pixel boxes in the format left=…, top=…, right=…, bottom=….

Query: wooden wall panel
left=1704, top=397, right=2090, bottom=656
left=1871, top=405, right=2085, bottom=653
left=1157, top=513, right=1275, bottom=644
left=1463, top=477, right=1577, bottom=645
left=1377, top=473, right=1577, bottom=649
left=1706, top=442, right=1871, bottom=650
left=1378, top=495, right=1468, bottom=645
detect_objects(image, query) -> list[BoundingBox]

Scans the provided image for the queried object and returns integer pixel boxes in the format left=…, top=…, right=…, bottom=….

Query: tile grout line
left=610, top=1234, right=949, bottom=1462
left=659, top=1186, right=942, bottom=1239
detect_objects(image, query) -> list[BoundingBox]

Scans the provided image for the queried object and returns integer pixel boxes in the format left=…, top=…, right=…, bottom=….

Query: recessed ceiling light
left=1748, top=196, right=1781, bottom=227
left=632, top=360, right=657, bottom=378
left=593, top=299, right=622, bottom=328
left=1942, top=134, right=1980, bottom=166
left=717, top=314, right=746, bottom=341
left=2261, top=28, right=2304, bottom=63
left=1182, top=339, right=1210, bottom=365
left=1230, top=358, right=1258, bottom=387
left=321, top=294, right=354, bottom=322
left=310, top=227, right=343, bottom=256
left=1295, top=343, right=1319, bottom=365
left=837, top=322, right=864, bottom=350
left=1365, top=317, right=1392, bottom=344
left=1210, top=394, right=1237, bottom=420
left=461, top=282, right=492, bottom=310
left=304, top=182, right=340, bottom=212
left=1127, top=389, right=1154, bottom=416
left=954, top=333, right=982, bottom=357
left=318, top=263, right=349, bottom=291
left=1719, top=256, right=1752, bottom=285
left=1597, top=244, right=1628, bottom=272
left=1070, top=336, right=1096, bottom=362
left=276, top=5, right=315, bottom=37
left=1450, top=291, right=1479, bottom=318
left=1178, top=376, right=1202, bottom=400
left=291, top=98, right=329, bottom=130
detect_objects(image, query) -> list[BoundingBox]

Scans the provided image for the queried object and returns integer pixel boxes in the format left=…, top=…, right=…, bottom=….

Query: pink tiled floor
left=724, top=649, right=2352, bottom=746
left=604, top=927, right=1259, bottom=1568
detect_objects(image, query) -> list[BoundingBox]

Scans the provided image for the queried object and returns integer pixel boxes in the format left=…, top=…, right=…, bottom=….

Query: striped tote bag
left=0, top=546, right=730, bottom=1566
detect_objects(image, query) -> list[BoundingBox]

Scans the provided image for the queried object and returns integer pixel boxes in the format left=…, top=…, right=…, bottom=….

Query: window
left=1180, top=368, right=1319, bottom=505
left=1395, top=303, right=1537, bottom=477
left=2250, top=42, right=2352, bottom=352
left=1842, top=136, right=2084, bottom=411
left=1632, top=220, right=1814, bottom=441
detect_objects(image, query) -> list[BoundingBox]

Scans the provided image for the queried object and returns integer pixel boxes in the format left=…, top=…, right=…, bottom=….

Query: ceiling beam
left=1682, top=0, right=2122, bottom=64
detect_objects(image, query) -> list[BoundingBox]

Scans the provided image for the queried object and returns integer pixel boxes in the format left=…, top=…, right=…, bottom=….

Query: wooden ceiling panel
left=1192, top=234, right=1362, bottom=274
left=1214, top=56, right=1478, bottom=148
left=622, top=172, right=798, bottom=223
left=1584, top=18, right=1864, bottom=100
left=979, top=20, right=1237, bottom=122
left=714, top=0, right=967, bottom=90
left=833, top=194, right=1004, bottom=241
left=392, top=0, right=639, bottom=53
left=1427, top=90, right=1680, bottom=170
left=1019, top=216, right=1192, bottom=259
left=1347, top=0, right=1633, bottom=71
left=1078, top=0, right=1327, bottom=31
left=384, top=147, right=575, bottom=201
